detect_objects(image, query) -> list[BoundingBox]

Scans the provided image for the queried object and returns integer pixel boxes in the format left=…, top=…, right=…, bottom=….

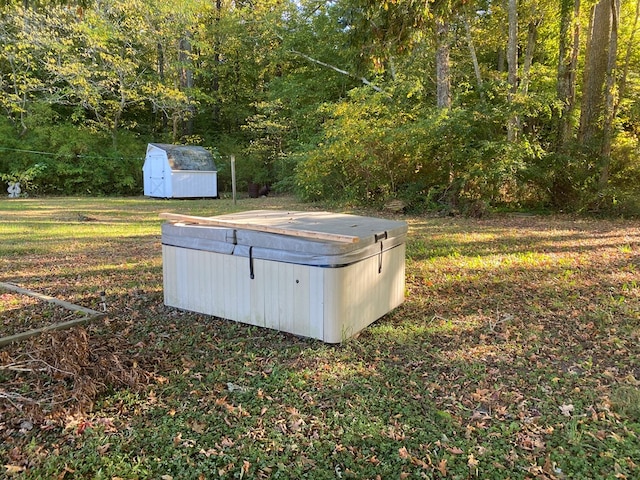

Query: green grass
left=1, top=197, right=640, bottom=479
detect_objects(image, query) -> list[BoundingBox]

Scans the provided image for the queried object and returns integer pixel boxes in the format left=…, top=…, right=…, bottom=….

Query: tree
left=0, top=6, right=49, bottom=135
left=462, top=8, right=483, bottom=98
left=435, top=15, right=451, bottom=109
left=506, top=0, right=518, bottom=142
left=579, top=0, right=614, bottom=144
left=556, top=0, right=581, bottom=150
left=599, top=0, right=620, bottom=188
left=579, top=0, right=620, bottom=190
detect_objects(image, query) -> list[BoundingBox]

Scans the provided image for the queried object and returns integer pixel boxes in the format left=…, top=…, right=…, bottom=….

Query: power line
left=0, top=146, right=142, bottom=161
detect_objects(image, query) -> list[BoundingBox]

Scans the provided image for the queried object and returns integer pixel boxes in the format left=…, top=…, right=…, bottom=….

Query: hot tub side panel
left=321, top=243, right=406, bottom=343
left=163, top=245, right=324, bottom=338
left=163, top=245, right=251, bottom=324
left=251, top=258, right=324, bottom=339
left=162, top=243, right=405, bottom=342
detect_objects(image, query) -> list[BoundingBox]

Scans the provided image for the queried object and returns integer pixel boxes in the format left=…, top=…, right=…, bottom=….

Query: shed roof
left=149, top=143, right=217, bottom=171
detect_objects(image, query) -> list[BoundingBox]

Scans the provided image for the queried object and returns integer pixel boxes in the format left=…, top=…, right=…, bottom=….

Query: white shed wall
left=172, top=171, right=218, bottom=198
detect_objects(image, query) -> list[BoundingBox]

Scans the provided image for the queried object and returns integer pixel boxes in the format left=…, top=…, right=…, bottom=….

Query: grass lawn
left=1, top=196, right=640, bottom=479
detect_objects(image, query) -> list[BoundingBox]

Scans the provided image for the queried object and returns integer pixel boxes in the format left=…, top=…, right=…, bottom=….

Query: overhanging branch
left=290, top=49, right=384, bottom=93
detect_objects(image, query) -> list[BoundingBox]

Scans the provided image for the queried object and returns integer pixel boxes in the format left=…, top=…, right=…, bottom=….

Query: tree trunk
left=157, top=42, right=168, bottom=133
left=556, top=0, right=581, bottom=150
left=579, top=0, right=612, bottom=145
left=179, top=35, right=194, bottom=138
left=506, top=0, right=519, bottom=142
left=520, top=14, right=540, bottom=96
left=435, top=17, right=451, bottom=109
left=599, top=0, right=621, bottom=189
left=619, top=0, right=640, bottom=101
left=497, top=48, right=506, bottom=72
left=212, top=0, right=222, bottom=124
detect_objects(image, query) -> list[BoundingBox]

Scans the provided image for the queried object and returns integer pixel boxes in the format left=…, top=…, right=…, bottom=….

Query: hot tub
left=161, top=210, right=407, bottom=343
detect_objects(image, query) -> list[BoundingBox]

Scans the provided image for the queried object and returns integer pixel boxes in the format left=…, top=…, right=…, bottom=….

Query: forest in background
left=0, top=0, right=639, bottom=214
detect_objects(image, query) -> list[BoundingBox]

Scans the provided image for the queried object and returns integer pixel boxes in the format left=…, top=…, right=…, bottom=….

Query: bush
left=294, top=89, right=444, bottom=206
left=294, top=89, right=540, bottom=212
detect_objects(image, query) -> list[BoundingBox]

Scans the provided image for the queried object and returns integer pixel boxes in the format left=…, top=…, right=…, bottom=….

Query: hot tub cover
left=161, top=210, right=407, bottom=267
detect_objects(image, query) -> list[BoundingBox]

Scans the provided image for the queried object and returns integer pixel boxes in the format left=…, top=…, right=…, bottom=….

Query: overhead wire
left=0, top=146, right=141, bottom=161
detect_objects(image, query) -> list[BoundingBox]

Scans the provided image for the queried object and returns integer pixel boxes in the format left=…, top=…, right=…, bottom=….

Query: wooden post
left=230, top=154, right=236, bottom=205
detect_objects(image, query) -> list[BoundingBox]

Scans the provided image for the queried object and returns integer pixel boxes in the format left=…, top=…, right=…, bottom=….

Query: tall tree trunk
left=179, top=35, right=194, bottom=138
left=157, top=42, right=168, bottom=133
left=578, top=0, right=612, bottom=144
left=506, top=0, right=519, bottom=142
left=435, top=17, right=451, bottom=109
left=556, top=0, right=581, bottom=150
left=599, top=0, right=621, bottom=189
left=212, top=0, right=222, bottom=124
left=520, top=14, right=540, bottom=96
left=619, top=0, right=640, bottom=101
left=497, top=48, right=506, bottom=72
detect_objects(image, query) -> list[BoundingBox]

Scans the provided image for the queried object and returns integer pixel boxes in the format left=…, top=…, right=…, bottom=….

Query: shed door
left=148, top=155, right=166, bottom=197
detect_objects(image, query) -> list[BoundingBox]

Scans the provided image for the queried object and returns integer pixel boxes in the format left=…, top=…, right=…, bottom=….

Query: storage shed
left=143, top=143, right=218, bottom=198
left=161, top=210, right=407, bottom=343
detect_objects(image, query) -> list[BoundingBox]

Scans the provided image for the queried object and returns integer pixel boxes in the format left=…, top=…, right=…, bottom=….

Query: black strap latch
left=375, top=231, right=387, bottom=274
left=249, top=246, right=255, bottom=279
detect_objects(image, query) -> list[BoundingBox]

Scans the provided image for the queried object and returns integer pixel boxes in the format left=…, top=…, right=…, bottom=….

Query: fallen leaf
left=200, top=448, right=219, bottom=457
left=56, top=466, right=75, bottom=480
left=609, top=432, right=623, bottom=442
left=559, top=404, right=574, bottom=417
left=221, top=437, right=235, bottom=448
left=76, top=419, right=93, bottom=435
left=4, top=465, right=26, bottom=475
left=97, top=443, right=112, bottom=455
left=398, top=446, right=410, bottom=459
left=289, top=418, right=304, bottom=432
left=189, top=421, right=207, bottom=434
left=437, top=458, right=447, bottom=476
left=446, top=446, right=464, bottom=455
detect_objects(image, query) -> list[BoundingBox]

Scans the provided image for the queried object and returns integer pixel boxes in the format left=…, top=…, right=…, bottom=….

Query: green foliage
left=0, top=116, right=144, bottom=195
left=294, top=85, right=551, bottom=212
left=611, top=386, right=640, bottom=421
left=294, top=88, right=429, bottom=205
left=0, top=0, right=639, bottom=208
left=0, top=162, right=47, bottom=195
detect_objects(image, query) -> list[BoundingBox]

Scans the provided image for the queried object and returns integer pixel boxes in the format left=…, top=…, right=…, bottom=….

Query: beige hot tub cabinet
left=161, top=210, right=407, bottom=343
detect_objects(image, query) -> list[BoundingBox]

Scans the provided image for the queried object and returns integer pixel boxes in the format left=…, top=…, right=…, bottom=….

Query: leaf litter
left=1, top=199, right=640, bottom=478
